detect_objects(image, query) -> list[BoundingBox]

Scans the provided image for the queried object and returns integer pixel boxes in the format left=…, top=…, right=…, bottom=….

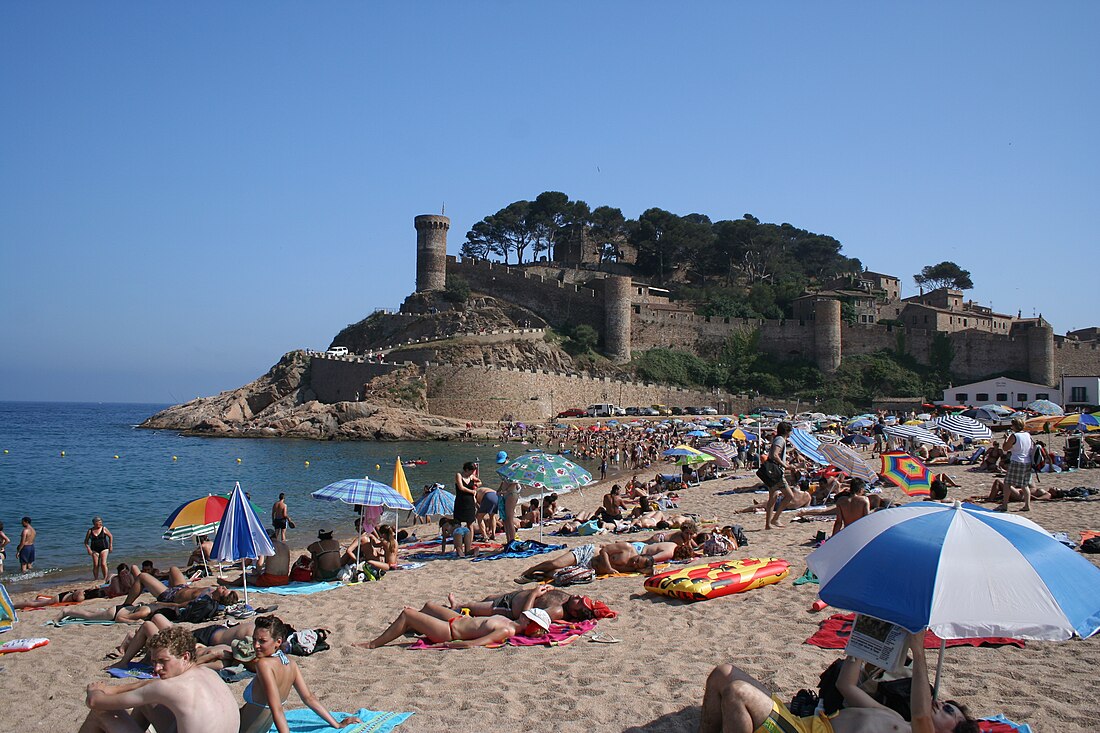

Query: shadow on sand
left=623, top=705, right=700, bottom=733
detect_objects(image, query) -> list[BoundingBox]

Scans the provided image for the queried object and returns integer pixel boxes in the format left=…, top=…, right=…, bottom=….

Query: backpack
left=287, top=628, right=330, bottom=656
left=552, top=566, right=595, bottom=587
left=176, top=595, right=220, bottom=624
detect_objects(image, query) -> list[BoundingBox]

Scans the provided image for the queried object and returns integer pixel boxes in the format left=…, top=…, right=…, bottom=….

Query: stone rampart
left=949, top=331, right=1031, bottom=382
left=1054, top=340, right=1100, bottom=377
left=309, top=356, right=405, bottom=403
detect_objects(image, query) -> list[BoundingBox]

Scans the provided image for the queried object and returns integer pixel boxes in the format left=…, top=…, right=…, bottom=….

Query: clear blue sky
left=2, top=3, right=1097, bottom=403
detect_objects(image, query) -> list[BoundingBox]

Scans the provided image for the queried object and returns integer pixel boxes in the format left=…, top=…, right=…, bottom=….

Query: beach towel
left=470, top=540, right=566, bottom=562
left=46, top=617, right=123, bottom=627
left=409, top=620, right=597, bottom=650
left=0, top=584, right=15, bottom=633
left=395, top=562, right=426, bottom=570
left=17, top=600, right=81, bottom=611
left=792, top=568, right=819, bottom=586
left=252, top=581, right=342, bottom=596
left=107, top=663, right=155, bottom=680
left=266, top=707, right=412, bottom=733
left=978, top=714, right=1033, bottom=733
left=805, top=614, right=1025, bottom=649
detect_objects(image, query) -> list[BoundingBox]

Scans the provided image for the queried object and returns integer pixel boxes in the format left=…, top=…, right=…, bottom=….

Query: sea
left=0, top=401, right=581, bottom=594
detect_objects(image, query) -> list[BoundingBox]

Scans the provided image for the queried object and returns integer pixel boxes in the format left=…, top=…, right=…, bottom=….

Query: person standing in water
left=271, top=493, right=292, bottom=542
left=18, top=516, right=36, bottom=572
left=85, top=516, right=114, bottom=581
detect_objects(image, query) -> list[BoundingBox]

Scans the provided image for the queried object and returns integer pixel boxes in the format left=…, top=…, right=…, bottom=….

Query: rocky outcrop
left=140, top=350, right=486, bottom=441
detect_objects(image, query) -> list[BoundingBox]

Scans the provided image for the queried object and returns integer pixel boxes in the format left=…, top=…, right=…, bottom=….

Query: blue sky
left=1, top=3, right=1097, bottom=403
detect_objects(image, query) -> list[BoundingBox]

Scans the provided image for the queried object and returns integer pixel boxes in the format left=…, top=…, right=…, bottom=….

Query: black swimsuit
left=88, top=529, right=110, bottom=553
left=454, top=476, right=477, bottom=525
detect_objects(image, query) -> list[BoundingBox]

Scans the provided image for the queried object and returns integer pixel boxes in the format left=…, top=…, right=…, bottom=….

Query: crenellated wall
left=309, top=357, right=405, bottom=403
left=1054, top=340, right=1100, bottom=377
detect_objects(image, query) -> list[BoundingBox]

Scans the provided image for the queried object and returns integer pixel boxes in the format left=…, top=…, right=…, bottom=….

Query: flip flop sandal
left=103, top=650, right=121, bottom=661
left=253, top=605, right=279, bottom=614
left=588, top=633, right=621, bottom=644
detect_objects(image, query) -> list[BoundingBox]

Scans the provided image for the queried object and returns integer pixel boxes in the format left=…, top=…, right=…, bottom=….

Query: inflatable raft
left=644, top=557, right=790, bottom=602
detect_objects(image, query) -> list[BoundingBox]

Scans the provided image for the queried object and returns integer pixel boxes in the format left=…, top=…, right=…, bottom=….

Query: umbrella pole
left=196, top=537, right=211, bottom=578
left=241, top=558, right=249, bottom=608
left=539, top=487, right=545, bottom=543
left=932, top=637, right=946, bottom=701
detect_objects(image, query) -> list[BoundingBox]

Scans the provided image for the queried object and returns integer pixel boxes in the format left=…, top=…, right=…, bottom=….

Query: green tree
left=528, top=191, right=572, bottom=262
left=443, top=275, right=471, bottom=304
left=914, top=261, right=974, bottom=291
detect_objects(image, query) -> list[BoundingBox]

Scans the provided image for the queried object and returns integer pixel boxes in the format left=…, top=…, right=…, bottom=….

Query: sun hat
left=231, top=637, right=256, bottom=662
left=317, top=528, right=334, bottom=539
left=521, top=608, right=551, bottom=631
left=496, top=451, right=509, bottom=464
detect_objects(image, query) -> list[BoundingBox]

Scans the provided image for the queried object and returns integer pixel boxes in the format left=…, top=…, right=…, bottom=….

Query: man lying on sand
left=108, top=615, right=259, bottom=669
left=79, top=626, right=238, bottom=733
left=514, top=541, right=659, bottom=582
left=122, top=565, right=238, bottom=607
left=701, top=633, right=979, bottom=733
left=443, top=584, right=613, bottom=622
left=361, top=602, right=551, bottom=649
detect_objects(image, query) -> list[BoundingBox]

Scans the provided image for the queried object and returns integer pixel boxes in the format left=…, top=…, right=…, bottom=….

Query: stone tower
left=1027, top=323, right=1055, bottom=386
left=604, top=275, right=633, bottom=364
left=813, top=298, right=843, bottom=373
left=414, top=214, right=450, bottom=292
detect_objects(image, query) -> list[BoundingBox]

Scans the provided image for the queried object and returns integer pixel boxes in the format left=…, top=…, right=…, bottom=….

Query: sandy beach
left=4, top=438, right=1099, bottom=732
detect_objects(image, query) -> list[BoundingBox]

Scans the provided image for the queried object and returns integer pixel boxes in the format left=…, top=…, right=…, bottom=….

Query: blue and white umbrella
left=210, top=482, right=275, bottom=607
left=413, top=486, right=456, bottom=518
left=807, top=501, right=1100, bottom=641
left=686, top=429, right=710, bottom=437
left=788, top=428, right=829, bottom=465
left=312, top=478, right=414, bottom=511
left=932, top=414, right=992, bottom=441
left=884, top=424, right=948, bottom=448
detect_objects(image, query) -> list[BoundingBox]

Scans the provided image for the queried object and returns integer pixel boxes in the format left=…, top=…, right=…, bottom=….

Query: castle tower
left=813, top=298, right=842, bottom=373
left=1027, top=323, right=1055, bottom=386
left=414, top=214, right=450, bottom=292
left=604, top=275, right=633, bottom=364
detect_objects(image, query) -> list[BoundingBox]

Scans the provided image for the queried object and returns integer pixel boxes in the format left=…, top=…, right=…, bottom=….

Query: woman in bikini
left=56, top=599, right=181, bottom=625
left=84, top=516, right=114, bottom=581
left=238, top=615, right=361, bottom=733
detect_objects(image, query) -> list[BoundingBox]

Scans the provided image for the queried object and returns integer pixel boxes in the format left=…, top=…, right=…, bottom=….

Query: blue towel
left=107, top=663, right=155, bottom=679
left=268, top=708, right=412, bottom=733
left=471, top=540, right=565, bottom=562
left=253, top=581, right=342, bottom=596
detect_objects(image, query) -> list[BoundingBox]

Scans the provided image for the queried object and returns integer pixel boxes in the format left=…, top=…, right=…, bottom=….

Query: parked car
left=624, top=407, right=640, bottom=416
left=638, top=407, right=660, bottom=416
left=326, top=346, right=349, bottom=357
left=699, top=406, right=718, bottom=415
left=670, top=406, right=686, bottom=416
left=586, top=403, right=624, bottom=418
left=555, top=408, right=587, bottom=418
left=758, top=407, right=790, bottom=419
left=652, top=404, right=672, bottom=416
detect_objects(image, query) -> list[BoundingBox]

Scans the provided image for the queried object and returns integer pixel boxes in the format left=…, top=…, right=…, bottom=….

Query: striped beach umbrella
left=699, top=443, right=737, bottom=468
left=1058, top=413, right=1100, bottom=432
left=211, top=482, right=275, bottom=607
left=719, top=428, right=757, bottom=442
left=412, top=486, right=456, bottom=518
left=162, top=523, right=218, bottom=542
left=818, top=443, right=878, bottom=484
left=788, top=428, right=829, bottom=466
left=932, top=415, right=993, bottom=441
left=312, top=478, right=414, bottom=510
left=662, top=445, right=705, bottom=458
left=884, top=424, right=948, bottom=448
left=879, top=452, right=933, bottom=496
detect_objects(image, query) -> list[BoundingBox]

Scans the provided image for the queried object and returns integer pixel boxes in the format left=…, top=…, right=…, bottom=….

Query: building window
left=955, top=393, right=968, bottom=402
left=976, top=393, right=989, bottom=401
left=1036, top=393, right=1049, bottom=400
left=1018, top=394, right=1028, bottom=402
left=1071, top=386, right=1088, bottom=403
left=633, top=306, right=640, bottom=314
left=996, top=393, right=1008, bottom=402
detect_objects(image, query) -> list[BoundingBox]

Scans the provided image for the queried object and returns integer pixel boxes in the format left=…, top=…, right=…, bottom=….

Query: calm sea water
left=0, top=401, right=568, bottom=592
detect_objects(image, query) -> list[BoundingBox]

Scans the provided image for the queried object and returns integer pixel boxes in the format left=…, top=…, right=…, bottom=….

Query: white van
left=586, top=403, right=622, bottom=417
left=326, top=346, right=349, bottom=357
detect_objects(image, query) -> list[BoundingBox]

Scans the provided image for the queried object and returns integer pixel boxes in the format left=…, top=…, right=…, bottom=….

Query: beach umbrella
left=879, top=452, right=933, bottom=496
left=815, top=433, right=841, bottom=444
left=1025, top=399, right=1063, bottom=416
left=847, top=418, right=873, bottom=429
left=675, top=452, right=715, bottom=466
left=1024, top=415, right=1062, bottom=433
left=412, top=486, right=456, bottom=518
left=840, top=433, right=873, bottom=446
left=210, top=482, right=275, bottom=607
left=392, top=459, right=414, bottom=503
left=932, top=415, right=993, bottom=441
left=312, top=477, right=414, bottom=573
left=686, top=429, right=710, bottom=437
left=807, top=501, right=1100, bottom=641
left=788, top=428, right=829, bottom=466
left=162, top=522, right=218, bottom=578
left=662, top=445, right=705, bottom=458
left=818, top=443, right=878, bottom=484
left=1057, top=413, right=1100, bottom=432
left=497, top=453, right=594, bottom=541
left=699, top=443, right=736, bottom=468
left=884, top=424, right=948, bottom=448
left=163, top=493, right=264, bottom=530
left=719, top=428, right=757, bottom=442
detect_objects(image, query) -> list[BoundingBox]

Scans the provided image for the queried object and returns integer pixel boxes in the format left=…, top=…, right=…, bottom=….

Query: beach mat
left=252, top=581, right=342, bottom=596
left=806, top=613, right=1025, bottom=649
left=46, top=617, right=123, bottom=627
left=979, top=714, right=1033, bottom=733
left=107, top=662, right=155, bottom=680
left=470, top=540, right=565, bottom=562
left=267, top=708, right=412, bottom=733
left=408, top=620, right=597, bottom=650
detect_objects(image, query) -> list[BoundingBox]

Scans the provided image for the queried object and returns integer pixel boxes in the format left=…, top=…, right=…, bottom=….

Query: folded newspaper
left=844, top=614, right=909, bottom=671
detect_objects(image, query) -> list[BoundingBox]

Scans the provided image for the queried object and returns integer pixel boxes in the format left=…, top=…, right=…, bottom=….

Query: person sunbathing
left=646, top=519, right=698, bottom=549
left=978, top=445, right=1007, bottom=472
left=59, top=601, right=182, bottom=625
left=237, top=615, right=361, bottom=733
left=362, top=602, right=551, bottom=649
left=518, top=499, right=542, bottom=528
left=515, top=542, right=655, bottom=582
left=700, top=633, right=979, bottom=733
left=15, top=566, right=136, bottom=608
left=443, top=585, right=606, bottom=623
left=122, top=565, right=238, bottom=607
left=219, top=529, right=291, bottom=587
left=108, top=614, right=260, bottom=669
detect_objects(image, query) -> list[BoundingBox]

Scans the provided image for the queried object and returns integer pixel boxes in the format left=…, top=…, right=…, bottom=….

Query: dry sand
left=4, top=438, right=1099, bottom=732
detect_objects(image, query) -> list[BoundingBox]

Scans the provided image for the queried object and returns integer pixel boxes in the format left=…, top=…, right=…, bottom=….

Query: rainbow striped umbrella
left=879, top=451, right=932, bottom=497
left=163, top=493, right=264, bottom=530
left=1058, top=413, right=1100, bottom=432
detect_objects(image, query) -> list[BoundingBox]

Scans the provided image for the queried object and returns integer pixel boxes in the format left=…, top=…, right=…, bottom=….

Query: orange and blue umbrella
left=163, top=492, right=264, bottom=529
left=879, top=451, right=932, bottom=497
left=1058, top=413, right=1100, bottom=432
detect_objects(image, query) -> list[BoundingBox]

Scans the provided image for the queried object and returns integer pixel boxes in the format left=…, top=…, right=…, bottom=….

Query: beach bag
left=552, top=566, right=595, bottom=587
left=756, top=460, right=782, bottom=486
left=289, top=556, right=313, bottom=583
left=176, top=595, right=220, bottom=624
left=1081, top=537, right=1100, bottom=554
left=287, top=628, right=330, bottom=656
left=702, top=533, right=735, bottom=557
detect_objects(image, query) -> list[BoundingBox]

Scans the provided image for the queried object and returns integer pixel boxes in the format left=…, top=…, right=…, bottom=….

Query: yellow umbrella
left=392, top=458, right=414, bottom=503
left=1024, top=415, right=1062, bottom=433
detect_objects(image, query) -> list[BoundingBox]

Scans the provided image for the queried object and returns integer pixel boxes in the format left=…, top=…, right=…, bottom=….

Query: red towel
left=805, top=613, right=1025, bottom=649
left=408, top=620, right=598, bottom=649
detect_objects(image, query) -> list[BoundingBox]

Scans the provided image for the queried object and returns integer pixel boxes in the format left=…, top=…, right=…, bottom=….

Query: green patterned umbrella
left=495, top=453, right=594, bottom=494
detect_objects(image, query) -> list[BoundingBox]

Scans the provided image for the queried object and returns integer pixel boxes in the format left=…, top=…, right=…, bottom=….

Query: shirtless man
left=601, top=485, right=628, bottom=521
left=797, top=478, right=873, bottom=535
left=444, top=585, right=600, bottom=623
left=122, top=566, right=238, bottom=607
left=111, top=616, right=259, bottom=668
left=79, top=626, right=238, bottom=733
left=271, top=493, right=292, bottom=542
left=219, top=529, right=291, bottom=587
left=515, top=541, right=656, bottom=582
left=18, top=516, right=36, bottom=572
left=362, top=602, right=551, bottom=649
left=700, top=632, right=977, bottom=733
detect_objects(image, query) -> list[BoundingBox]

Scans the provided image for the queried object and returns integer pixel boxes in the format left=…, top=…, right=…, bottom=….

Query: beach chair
left=962, top=446, right=985, bottom=465
left=0, top=584, right=16, bottom=633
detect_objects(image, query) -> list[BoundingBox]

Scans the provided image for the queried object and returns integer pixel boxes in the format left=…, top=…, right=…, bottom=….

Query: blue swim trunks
left=631, top=542, right=647, bottom=555
left=18, top=544, right=35, bottom=565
